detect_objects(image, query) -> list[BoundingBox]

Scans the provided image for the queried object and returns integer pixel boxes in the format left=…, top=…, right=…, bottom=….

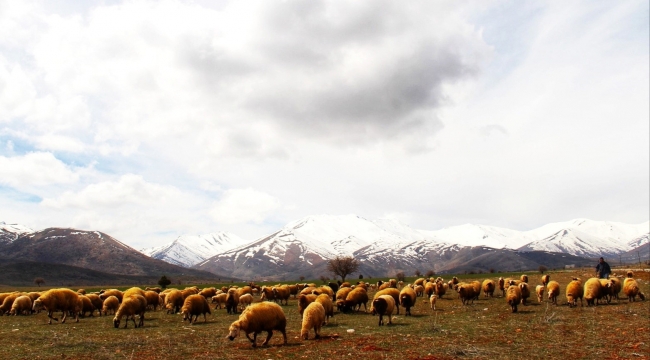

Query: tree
left=319, top=275, right=329, bottom=283
left=327, top=256, right=360, bottom=282
left=395, top=272, right=406, bottom=282
left=538, top=265, right=548, bottom=274
left=358, top=274, right=363, bottom=279
left=158, top=275, right=171, bottom=289
left=425, top=270, right=435, bottom=277
left=299, top=276, right=305, bottom=282
left=414, top=269, right=422, bottom=277
left=34, top=277, right=45, bottom=287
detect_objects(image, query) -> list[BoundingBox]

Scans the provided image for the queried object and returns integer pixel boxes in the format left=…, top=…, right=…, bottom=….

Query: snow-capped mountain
left=0, top=221, right=34, bottom=244
left=419, top=224, right=534, bottom=249
left=141, top=232, right=249, bottom=268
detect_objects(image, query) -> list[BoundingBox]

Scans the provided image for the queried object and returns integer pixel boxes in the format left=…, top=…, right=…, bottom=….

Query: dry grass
left=0, top=270, right=648, bottom=359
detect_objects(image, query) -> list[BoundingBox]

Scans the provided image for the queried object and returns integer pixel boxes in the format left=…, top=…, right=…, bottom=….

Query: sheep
left=164, top=289, right=184, bottom=314
left=77, top=295, right=95, bottom=317
left=506, top=285, right=522, bottom=313
left=566, top=279, right=584, bottom=308
left=272, top=285, right=291, bottom=305
left=498, top=277, right=506, bottom=297
left=99, top=289, right=123, bottom=303
left=102, top=296, right=120, bottom=315
left=519, top=283, right=531, bottom=305
left=9, top=295, right=32, bottom=316
left=335, top=287, right=353, bottom=311
left=435, top=281, right=447, bottom=299
left=608, top=277, right=622, bottom=301
left=451, top=277, right=459, bottom=286
left=414, top=278, right=426, bottom=286
left=313, top=286, right=334, bottom=300
left=226, top=302, right=287, bottom=347
left=547, top=281, right=560, bottom=305
left=33, top=288, right=80, bottom=324
left=424, top=282, right=435, bottom=298
left=113, top=294, right=147, bottom=328
left=327, top=282, right=339, bottom=298
left=181, top=294, right=211, bottom=324
left=260, top=287, right=276, bottom=302
left=536, top=285, right=545, bottom=303
left=598, top=279, right=614, bottom=304
left=541, top=274, right=550, bottom=288
left=0, top=293, right=23, bottom=314
left=212, top=293, right=227, bottom=309
left=181, top=288, right=198, bottom=301
left=299, top=294, right=318, bottom=316
left=584, top=278, right=606, bottom=306
left=342, top=287, right=369, bottom=313
left=86, top=294, right=103, bottom=316
left=145, top=287, right=162, bottom=293
left=300, top=286, right=318, bottom=296
left=77, top=289, right=86, bottom=295
left=26, top=292, right=41, bottom=302
left=626, top=271, right=634, bottom=278
left=371, top=295, right=395, bottom=326
left=226, top=288, right=240, bottom=314
left=286, top=284, right=299, bottom=298
left=482, top=279, right=496, bottom=298
left=378, top=282, right=392, bottom=291
left=199, top=287, right=217, bottom=299
left=623, top=278, right=645, bottom=302
left=520, top=274, right=528, bottom=283
left=144, top=291, right=162, bottom=311
left=238, top=293, right=254, bottom=310
left=399, top=286, right=417, bottom=316
left=238, top=286, right=253, bottom=296
left=314, top=293, right=334, bottom=325
left=301, top=302, right=326, bottom=340
left=456, top=283, right=477, bottom=305
left=371, top=288, right=400, bottom=315
left=429, top=294, right=437, bottom=311
left=414, top=285, right=424, bottom=297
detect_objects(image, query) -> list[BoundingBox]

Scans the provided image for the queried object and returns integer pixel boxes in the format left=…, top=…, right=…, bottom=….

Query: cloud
left=0, top=152, right=81, bottom=188
left=210, top=188, right=281, bottom=224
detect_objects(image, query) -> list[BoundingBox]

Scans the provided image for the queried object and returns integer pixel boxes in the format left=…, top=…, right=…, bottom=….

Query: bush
left=425, top=270, right=435, bottom=277
left=395, top=272, right=406, bottom=282
left=539, top=265, right=548, bottom=274
left=157, top=275, right=171, bottom=289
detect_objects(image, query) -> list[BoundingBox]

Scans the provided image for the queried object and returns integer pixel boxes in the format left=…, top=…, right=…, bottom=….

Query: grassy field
left=0, top=269, right=648, bottom=360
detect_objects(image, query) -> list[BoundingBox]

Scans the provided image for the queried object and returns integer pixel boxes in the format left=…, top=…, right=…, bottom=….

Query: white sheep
left=238, top=293, right=254, bottom=310
left=9, top=295, right=32, bottom=316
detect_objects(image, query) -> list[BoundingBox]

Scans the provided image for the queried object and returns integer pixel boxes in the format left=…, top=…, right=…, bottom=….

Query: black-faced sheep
left=566, top=279, right=584, bottom=307
left=608, top=277, right=622, bottom=301
left=399, top=286, right=417, bottom=316
left=547, top=281, right=560, bottom=305
left=33, top=288, right=80, bottom=324
left=584, top=278, right=605, bottom=306
left=181, top=294, right=211, bottom=324
left=315, top=293, right=334, bottom=324
left=9, top=295, right=32, bottom=316
left=372, top=288, right=400, bottom=315
left=113, top=294, right=147, bottom=328
left=371, top=295, right=395, bottom=326
left=342, top=287, right=368, bottom=313
left=482, top=279, right=495, bottom=298
left=227, top=302, right=287, bottom=347
left=102, top=295, right=120, bottom=315
left=506, top=285, right=522, bottom=312
left=301, top=302, right=325, bottom=340
left=165, top=289, right=184, bottom=314
left=226, top=288, right=240, bottom=315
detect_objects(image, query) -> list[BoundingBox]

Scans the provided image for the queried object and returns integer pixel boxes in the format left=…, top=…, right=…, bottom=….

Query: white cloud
left=0, top=152, right=81, bottom=188
left=211, top=188, right=281, bottom=225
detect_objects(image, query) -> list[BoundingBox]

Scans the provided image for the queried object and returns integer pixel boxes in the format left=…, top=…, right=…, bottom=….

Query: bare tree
left=327, top=256, right=360, bottom=282
left=34, top=277, right=45, bottom=287
left=414, top=269, right=422, bottom=277
left=395, top=272, right=406, bottom=282
left=538, top=265, right=548, bottom=274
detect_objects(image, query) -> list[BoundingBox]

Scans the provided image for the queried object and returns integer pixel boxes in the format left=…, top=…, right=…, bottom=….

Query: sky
left=0, top=0, right=648, bottom=250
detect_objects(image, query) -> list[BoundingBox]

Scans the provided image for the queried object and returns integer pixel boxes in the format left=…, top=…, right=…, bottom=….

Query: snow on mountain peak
left=142, top=231, right=249, bottom=267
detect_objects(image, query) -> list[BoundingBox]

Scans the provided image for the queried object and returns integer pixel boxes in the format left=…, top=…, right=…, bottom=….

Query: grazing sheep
left=33, top=288, right=80, bottom=324
left=300, top=286, right=318, bottom=296
left=144, top=291, right=162, bottom=311
left=414, top=278, right=426, bottom=286
left=399, top=286, right=417, bottom=316
left=335, top=288, right=353, bottom=311
left=547, top=281, right=560, bottom=305
left=371, top=295, right=395, bottom=326
left=536, top=285, right=545, bottom=303
left=0, top=293, right=23, bottom=314
left=181, top=294, right=211, bottom=324
left=342, top=287, right=369, bottom=313
left=435, top=281, right=447, bottom=299
left=541, top=274, right=550, bottom=288
left=608, top=277, right=622, bottom=301
left=371, top=288, right=400, bottom=315
left=227, top=302, right=287, bottom=347
left=598, top=279, right=614, bottom=304
left=260, top=287, right=276, bottom=302
left=378, top=282, right=391, bottom=291
left=113, top=294, right=147, bottom=328
left=314, top=286, right=334, bottom=300
left=238, top=286, right=253, bottom=297
left=26, top=292, right=41, bottom=303
left=165, top=289, right=184, bottom=314
left=414, top=285, right=424, bottom=297
left=520, top=274, right=528, bottom=283
left=519, top=283, right=531, bottom=305
left=77, top=295, right=95, bottom=317
left=429, top=294, right=437, bottom=311
left=506, top=285, right=522, bottom=313
left=566, top=279, right=584, bottom=308
left=482, top=280, right=496, bottom=298
left=498, top=278, right=506, bottom=297
left=298, top=294, right=318, bottom=316
left=584, top=278, right=606, bottom=306
left=301, top=302, right=326, bottom=340
left=181, top=288, right=198, bottom=301
left=456, top=283, right=478, bottom=305
left=99, top=289, right=123, bottom=303
left=102, top=296, right=120, bottom=315
left=272, top=286, right=291, bottom=305
left=212, top=293, right=227, bottom=309
left=226, top=288, right=240, bottom=315
left=315, top=294, right=334, bottom=324
left=145, top=287, right=162, bottom=293
left=238, top=293, right=254, bottom=310
left=9, top=295, right=32, bottom=316
left=199, top=287, right=217, bottom=299
left=623, top=278, right=645, bottom=302
left=86, top=294, right=103, bottom=316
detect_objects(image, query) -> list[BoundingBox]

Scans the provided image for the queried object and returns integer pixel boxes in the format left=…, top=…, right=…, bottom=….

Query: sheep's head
left=32, top=299, right=43, bottom=312
left=113, top=316, right=120, bottom=328
left=301, top=328, right=309, bottom=340
left=227, top=323, right=240, bottom=340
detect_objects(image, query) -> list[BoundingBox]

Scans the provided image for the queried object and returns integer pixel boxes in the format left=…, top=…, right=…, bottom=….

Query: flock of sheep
left=0, top=270, right=646, bottom=348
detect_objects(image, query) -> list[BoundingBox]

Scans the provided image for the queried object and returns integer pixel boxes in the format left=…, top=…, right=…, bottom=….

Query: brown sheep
left=315, top=294, right=334, bottom=324
left=608, top=277, right=622, bottom=301
left=482, top=279, right=495, bottom=298
left=298, top=294, right=318, bottom=316
left=300, top=286, right=318, bottom=296
left=623, top=278, right=645, bottom=302
left=541, top=274, right=550, bottom=288
left=226, top=288, right=240, bottom=314
left=301, top=302, right=325, bottom=340
left=414, top=285, right=424, bottom=297
left=260, top=287, right=276, bottom=302
left=113, top=294, right=147, bottom=328
left=470, top=281, right=481, bottom=300
left=506, top=285, right=522, bottom=313
left=144, top=291, right=162, bottom=311
left=77, top=295, right=95, bottom=317
left=342, top=287, right=369, bottom=313
left=227, top=302, right=287, bottom=347
left=584, top=278, right=606, bottom=306
left=547, top=281, right=560, bottom=305
left=414, top=278, right=426, bottom=286
left=519, top=283, right=531, bottom=305
left=181, top=294, right=211, bottom=324
left=520, top=274, right=528, bottom=283
left=199, top=287, right=217, bottom=299
left=86, top=294, right=103, bottom=316
left=212, top=293, right=227, bottom=309
left=456, top=283, right=477, bottom=305
left=9, top=295, right=32, bottom=316
left=399, top=286, right=417, bottom=316
left=424, top=282, right=435, bottom=298
left=372, top=288, right=400, bottom=315
left=272, top=286, right=291, bottom=305
left=144, top=287, right=162, bottom=293
left=181, top=288, right=198, bottom=301
left=102, top=296, right=120, bottom=315
left=435, top=281, right=447, bottom=298
left=536, top=285, right=545, bottom=303
left=32, top=288, right=80, bottom=324
left=498, top=277, right=506, bottom=297
left=335, top=287, right=353, bottom=312
left=165, top=289, right=183, bottom=314
left=371, top=295, right=395, bottom=326
left=99, top=289, right=123, bottom=303
left=77, top=289, right=86, bottom=295
left=238, top=293, right=254, bottom=310
left=0, top=293, right=23, bottom=314
left=566, top=279, right=584, bottom=307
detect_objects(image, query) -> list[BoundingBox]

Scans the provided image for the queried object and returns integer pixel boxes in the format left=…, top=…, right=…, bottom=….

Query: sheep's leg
left=261, top=330, right=273, bottom=346
left=61, top=311, right=67, bottom=324
left=378, top=314, right=383, bottom=326
left=47, top=310, right=57, bottom=324
left=280, top=329, right=287, bottom=345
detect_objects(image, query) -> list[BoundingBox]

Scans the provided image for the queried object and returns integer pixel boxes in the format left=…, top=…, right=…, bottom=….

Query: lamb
left=227, top=302, right=287, bottom=347
left=519, top=283, right=531, bottom=305
left=371, top=288, right=400, bottom=315
left=32, top=288, right=80, bottom=324
left=536, top=285, right=545, bottom=303
left=520, top=274, right=528, bottom=283
left=99, top=289, right=123, bottom=303
left=102, top=296, right=120, bottom=315
left=342, top=287, right=369, bottom=313
left=547, top=281, right=560, bottom=305
left=399, top=286, right=417, bottom=316
left=144, top=291, right=162, bottom=311
left=181, top=294, right=211, bottom=324
left=371, top=295, right=395, bottom=326
left=301, top=302, right=326, bottom=340
left=429, top=294, right=437, bottom=311
left=212, top=293, right=227, bottom=309
left=315, top=294, right=334, bottom=324
left=506, top=285, right=522, bottom=313
left=238, top=293, right=254, bottom=310
left=86, top=294, right=103, bottom=316
left=113, top=294, right=147, bottom=328
left=272, top=285, right=291, bottom=305
left=584, top=278, right=606, bottom=306
left=623, top=278, right=645, bottom=302
left=482, top=279, right=496, bottom=298
left=565, top=279, right=584, bottom=307
left=226, top=288, right=240, bottom=314
left=541, top=274, right=550, bottom=288
left=9, top=295, right=32, bottom=316
left=165, top=289, right=184, bottom=314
